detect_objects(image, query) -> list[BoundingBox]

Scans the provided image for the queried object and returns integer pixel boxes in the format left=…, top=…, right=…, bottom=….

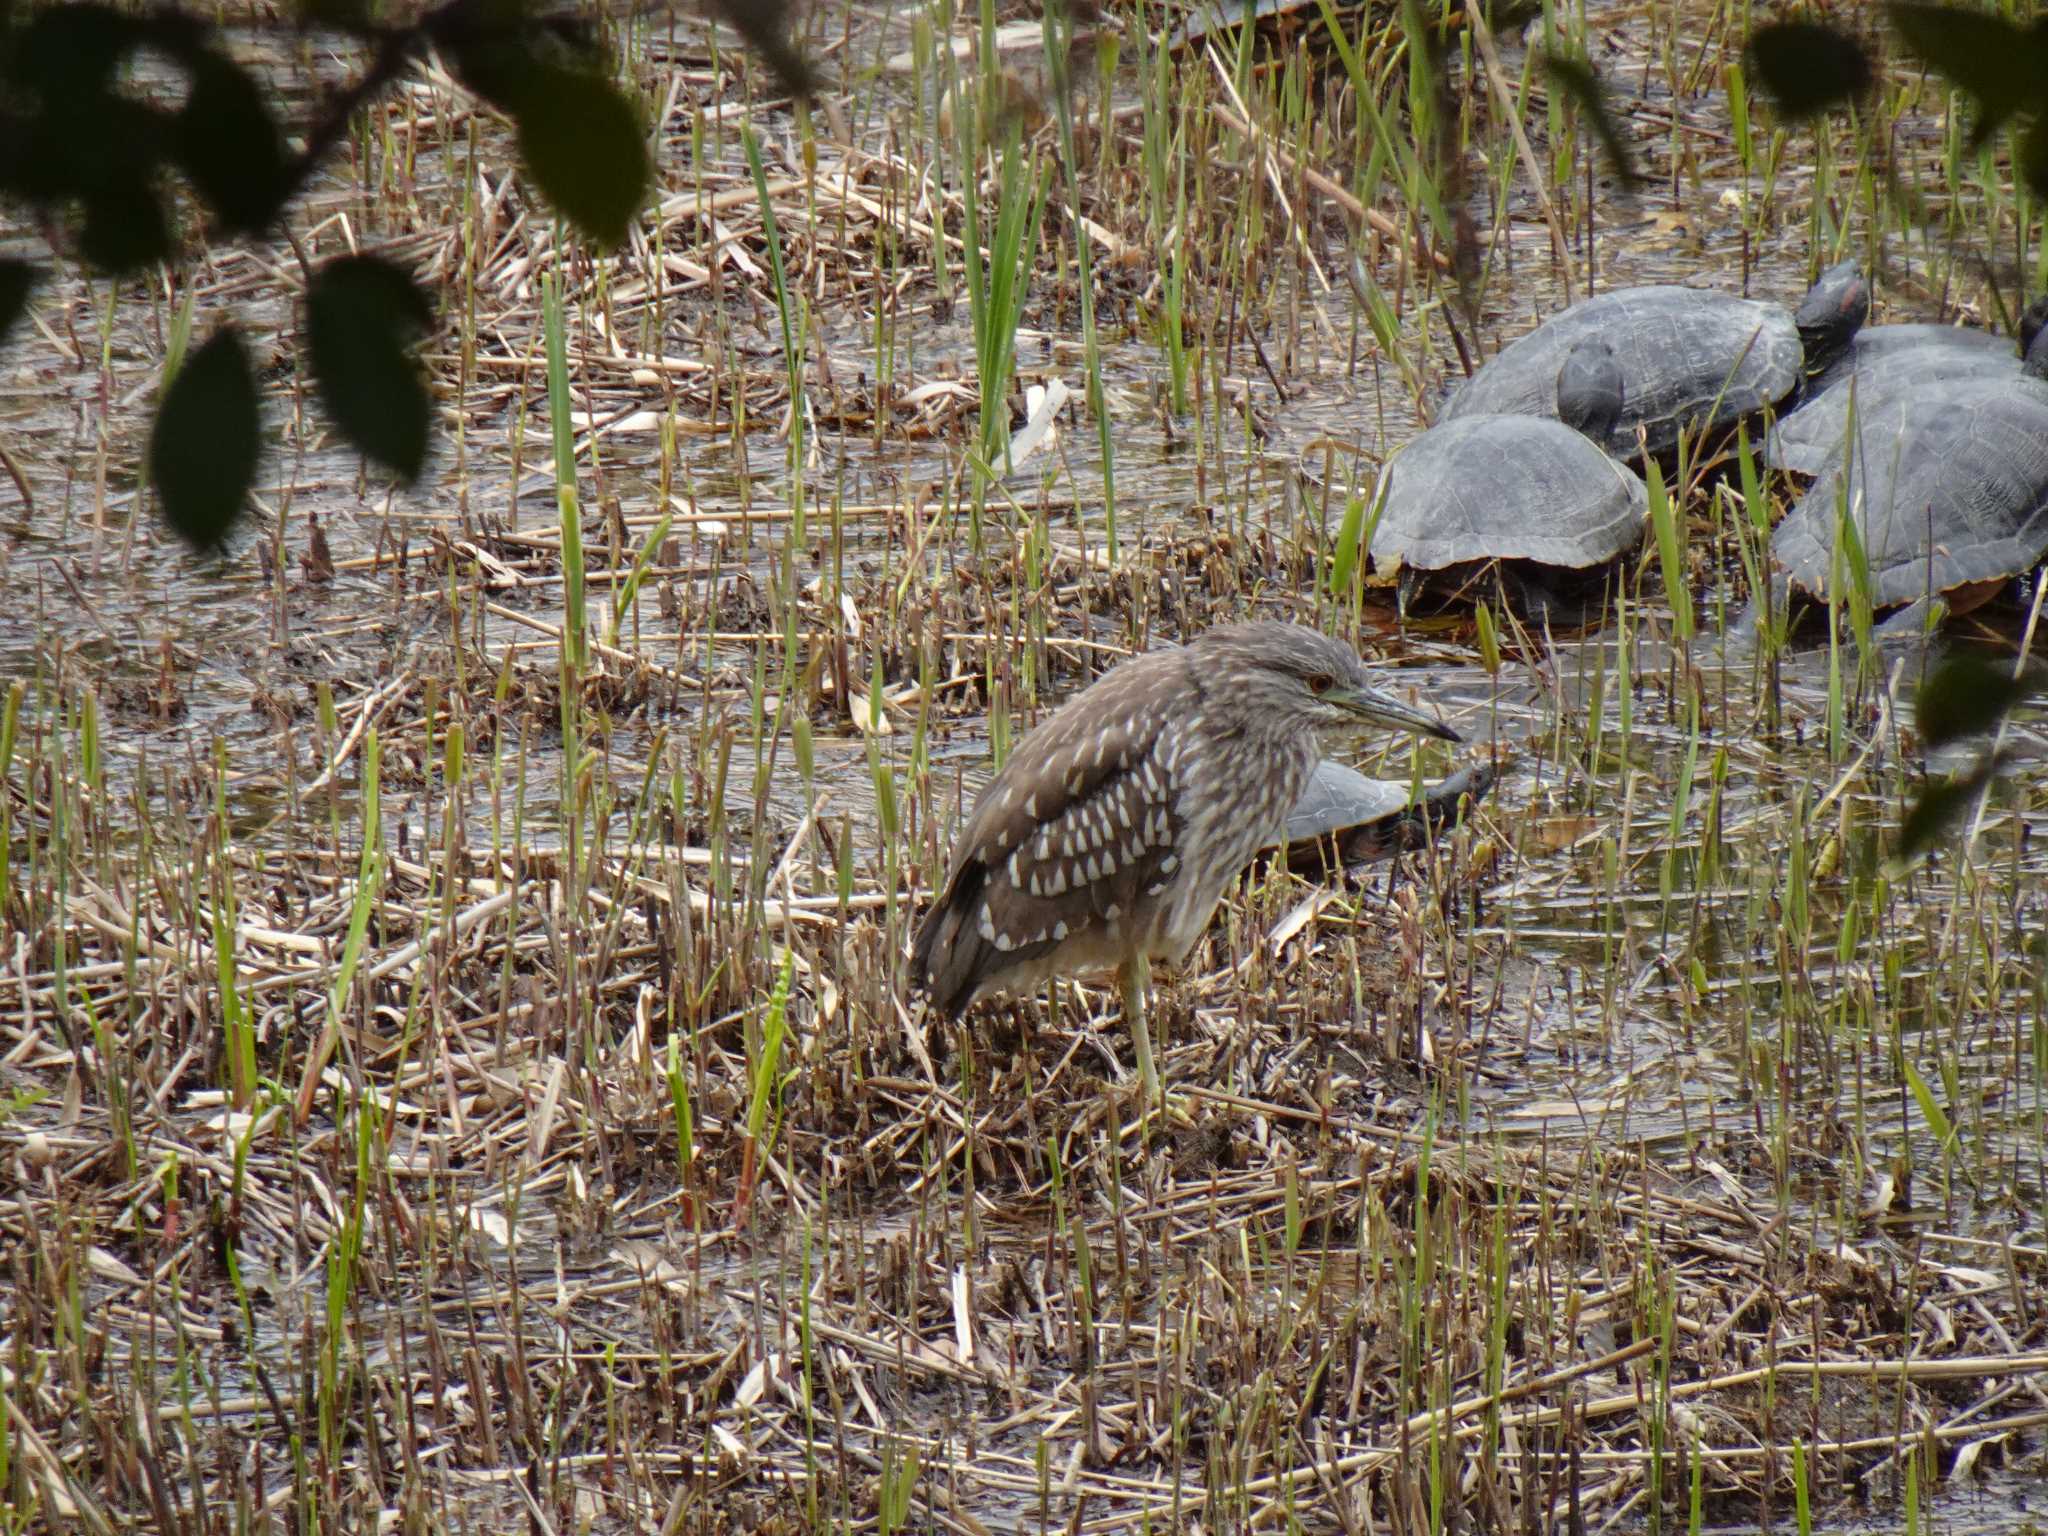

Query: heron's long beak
left=1332, top=683, right=1460, bottom=743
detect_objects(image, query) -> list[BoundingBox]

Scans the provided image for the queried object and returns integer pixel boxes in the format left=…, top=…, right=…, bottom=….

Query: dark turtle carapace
left=1364, top=339, right=1649, bottom=618
left=1444, top=261, right=1868, bottom=463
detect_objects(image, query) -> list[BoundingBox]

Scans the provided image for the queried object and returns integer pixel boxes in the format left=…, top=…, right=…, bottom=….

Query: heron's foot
left=1151, top=1088, right=1199, bottom=1130
left=1124, top=1074, right=1197, bottom=1130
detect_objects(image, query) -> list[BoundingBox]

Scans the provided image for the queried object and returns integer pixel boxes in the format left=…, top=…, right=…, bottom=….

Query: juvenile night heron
left=911, top=621, right=1459, bottom=1101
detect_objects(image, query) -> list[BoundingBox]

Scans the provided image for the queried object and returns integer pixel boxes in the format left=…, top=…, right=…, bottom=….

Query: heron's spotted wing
left=914, top=651, right=1190, bottom=1014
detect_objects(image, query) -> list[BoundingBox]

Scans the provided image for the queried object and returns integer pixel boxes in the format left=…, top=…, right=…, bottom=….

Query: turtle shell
left=1772, top=379, right=2048, bottom=609
left=1369, top=415, right=1647, bottom=573
left=1283, top=760, right=1408, bottom=843
left=1276, top=760, right=1496, bottom=871
left=1769, top=326, right=2026, bottom=475
left=1804, top=322, right=2011, bottom=397
left=1443, top=285, right=1805, bottom=460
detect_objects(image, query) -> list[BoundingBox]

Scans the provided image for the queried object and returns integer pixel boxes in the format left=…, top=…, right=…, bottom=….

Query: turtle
left=1272, top=759, right=1496, bottom=876
left=1767, top=300, right=2048, bottom=475
left=1365, top=337, right=1648, bottom=615
left=1770, top=329, right=2048, bottom=627
left=1441, top=260, right=1869, bottom=462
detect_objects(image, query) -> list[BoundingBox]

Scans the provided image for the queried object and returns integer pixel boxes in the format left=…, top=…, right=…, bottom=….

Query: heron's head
left=1194, top=623, right=1460, bottom=743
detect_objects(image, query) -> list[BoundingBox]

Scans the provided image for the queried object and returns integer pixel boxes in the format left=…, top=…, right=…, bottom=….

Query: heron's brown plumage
left=914, top=622, right=1450, bottom=1020
left=913, top=645, right=1194, bottom=1016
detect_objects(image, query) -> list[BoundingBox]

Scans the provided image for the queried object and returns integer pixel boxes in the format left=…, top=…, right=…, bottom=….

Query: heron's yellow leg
left=1119, top=954, right=1159, bottom=1104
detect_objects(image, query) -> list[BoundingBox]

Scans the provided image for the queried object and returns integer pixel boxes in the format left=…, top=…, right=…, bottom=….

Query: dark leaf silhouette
left=294, top=0, right=375, bottom=32
left=0, top=0, right=826, bottom=550
left=151, top=326, right=259, bottom=552
left=1479, top=1, right=1543, bottom=35
left=507, top=66, right=648, bottom=248
left=703, top=0, right=817, bottom=100
left=1, top=5, right=180, bottom=271
left=442, top=22, right=650, bottom=248
left=177, top=51, right=294, bottom=233
left=2021, top=115, right=2048, bottom=202
left=1746, top=20, right=1873, bottom=119
left=307, top=255, right=435, bottom=482
left=78, top=166, right=175, bottom=271
left=1914, top=652, right=2035, bottom=748
left=1888, top=3, right=2048, bottom=150
left=0, top=260, right=37, bottom=352
left=1897, top=765, right=1994, bottom=862
left=1543, top=49, right=1641, bottom=187
left=1, top=4, right=175, bottom=228
left=6, top=2, right=145, bottom=99
left=439, top=5, right=601, bottom=112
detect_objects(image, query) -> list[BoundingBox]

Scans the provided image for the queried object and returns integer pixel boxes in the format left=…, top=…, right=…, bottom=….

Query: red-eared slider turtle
left=1771, top=332, right=2048, bottom=625
left=1443, top=261, right=1868, bottom=461
left=1272, top=760, right=1495, bottom=874
left=1364, top=338, right=1648, bottom=614
left=1768, top=303, right=2048, bottom=475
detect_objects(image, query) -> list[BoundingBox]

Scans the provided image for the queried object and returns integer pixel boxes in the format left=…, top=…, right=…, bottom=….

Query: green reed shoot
left=1615, top=586, right=1635, bottom=746
left=1743, top=449, right=1796, bottom=740
left=1649, top=1263, right=1675, bottom=1529
left=1344, top=256, right=1428, bottom=408
left=743, top=123, right=807, bottom=546
left=1786, top=780, right=1810, bottom=964
left=1330, top=451, right=1394, bottom=611
left=320, top=1084, right=376, bottom=1465
left=542, top=273, right=586, bottom=686
left=1688, top=1416, right=1704, bottom=1532
left=1660, top=695, right=1700, bottom=912
left=1044, top=0, right=1118, bottom=554
left=212, top=739, right=257, bottom=1109
left=1143, top=28, right=1189, bottom=413
left=734, top=947, right=795, bottom=1220
left=290, top=730, right=387, bottom=1122
left=666, top=999, right=698, bottom=1186
left=541, top=271, right=593, bottom=946
left=1475, top=599, right=1502, bottom=679
left=959, top=61, right=1050, bottom=532
left=879, top=1437, right=921, bottom=1535
left=0, top=681, right=18, bottom=911
left=1839, top=523, right=1877, bottom=687
left=1047, top=1132, right=1095, bottom=1365
left=1647, top=457, right=1692, bottom=647
left=606, top=505, right=672, bottom=647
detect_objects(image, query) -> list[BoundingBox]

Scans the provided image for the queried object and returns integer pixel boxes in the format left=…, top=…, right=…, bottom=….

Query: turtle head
left=1795, top=259, right=1869, bottom=374
left=2021, top=295, right=2048, bottom=358
left=1555, top=338, right=1625, bottom=445
left=2025, top=324, right=2048, bottom=382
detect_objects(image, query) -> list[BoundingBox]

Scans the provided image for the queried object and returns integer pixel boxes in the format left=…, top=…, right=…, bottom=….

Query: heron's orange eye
left=1306, top=673, right=1334, bottom=695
